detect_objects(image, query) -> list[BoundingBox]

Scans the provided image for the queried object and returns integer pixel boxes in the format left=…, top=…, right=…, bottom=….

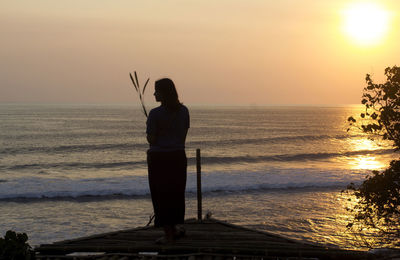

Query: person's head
left=154, top=78, right=181, bottom=110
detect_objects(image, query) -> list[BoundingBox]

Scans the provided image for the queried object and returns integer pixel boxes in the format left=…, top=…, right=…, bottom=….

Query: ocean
left=0, top=104, right=396, bottom=249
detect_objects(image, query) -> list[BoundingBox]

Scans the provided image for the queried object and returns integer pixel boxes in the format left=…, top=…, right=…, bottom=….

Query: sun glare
left=342, top=2, right=390, bottom=46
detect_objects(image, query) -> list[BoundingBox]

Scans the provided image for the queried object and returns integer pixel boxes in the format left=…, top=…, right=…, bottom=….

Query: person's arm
left=181, top=107, right=189, bottom=144
left=146, top=110, right=157, bottom=145
left=180, top=128, right=188, bottom=144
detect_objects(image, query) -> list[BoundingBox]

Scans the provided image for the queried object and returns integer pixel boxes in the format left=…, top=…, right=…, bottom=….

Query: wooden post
left=196, top=148, right=202, bottom=221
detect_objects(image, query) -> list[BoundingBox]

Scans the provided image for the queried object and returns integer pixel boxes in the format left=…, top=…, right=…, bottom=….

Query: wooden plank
left=37, top=245, right=371, bottom=260
left=41, top=236, right=309, bottom=251
left=37, top=240, right=343, bottom=255
left=51, top=225, right=155, bottom=245
left=36, top=218, right=372, bottom=260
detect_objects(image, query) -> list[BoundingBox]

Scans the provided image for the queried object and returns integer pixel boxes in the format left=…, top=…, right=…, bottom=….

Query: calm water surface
left=0, top=104, right=396, bottom=248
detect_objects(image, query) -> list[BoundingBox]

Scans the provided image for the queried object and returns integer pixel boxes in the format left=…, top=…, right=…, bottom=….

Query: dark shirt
left=146, top=105, right=190, bottom=152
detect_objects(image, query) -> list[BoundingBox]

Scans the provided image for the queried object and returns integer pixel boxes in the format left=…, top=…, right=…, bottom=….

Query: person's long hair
left=155, top=78, right=182, bottom=111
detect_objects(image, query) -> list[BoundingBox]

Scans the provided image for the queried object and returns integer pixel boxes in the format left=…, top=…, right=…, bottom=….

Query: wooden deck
left=35, top=218, right=375, bottom=260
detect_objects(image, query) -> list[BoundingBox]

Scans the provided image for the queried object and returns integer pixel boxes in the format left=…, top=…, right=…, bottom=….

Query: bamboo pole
left=196, top=148, right=202, bottom=221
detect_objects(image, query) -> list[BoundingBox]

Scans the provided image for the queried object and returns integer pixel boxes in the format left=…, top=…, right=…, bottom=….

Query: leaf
left=134, top=71, right=140, bottom=90
left=129, top=73, right=138, bottom=91
left=5, top=230, right=17, bottom=240
left=142, top=78, right=150, bottom=95
left=347, top=116, right=356, bottom=123
left=346, top=223, right=353, bottom=228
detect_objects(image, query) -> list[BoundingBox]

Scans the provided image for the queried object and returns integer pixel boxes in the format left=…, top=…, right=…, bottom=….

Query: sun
left=342, top=2, right=390, bottom=46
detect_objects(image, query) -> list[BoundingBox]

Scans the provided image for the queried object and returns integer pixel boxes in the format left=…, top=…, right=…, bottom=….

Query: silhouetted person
left=146, top=78, right=189, bottom=244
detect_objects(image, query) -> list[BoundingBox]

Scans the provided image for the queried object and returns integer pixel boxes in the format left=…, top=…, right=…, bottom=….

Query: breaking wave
left=0, top=168, right=369, bottom=201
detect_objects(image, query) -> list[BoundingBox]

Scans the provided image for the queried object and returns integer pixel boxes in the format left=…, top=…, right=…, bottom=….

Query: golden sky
left=1, top=0, right=399, bottom=105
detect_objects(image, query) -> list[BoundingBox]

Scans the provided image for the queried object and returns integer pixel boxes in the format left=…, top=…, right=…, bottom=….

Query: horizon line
left=0, top=102, right=363, bottom=108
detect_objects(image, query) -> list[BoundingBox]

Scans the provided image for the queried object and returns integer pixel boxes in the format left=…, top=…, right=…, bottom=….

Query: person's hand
left=147, top=134, right=156, bottom=145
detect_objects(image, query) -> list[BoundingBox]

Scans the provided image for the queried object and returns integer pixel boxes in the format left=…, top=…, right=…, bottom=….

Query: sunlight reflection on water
left=350, top=155, right=386, bottom=170
left=346, top=137, right=391, bottom=170
left=212, top=190, right=384, bottom=250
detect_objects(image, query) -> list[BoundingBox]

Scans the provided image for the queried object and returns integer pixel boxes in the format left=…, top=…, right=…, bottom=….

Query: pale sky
left=1, top=0, right=399, bottom=105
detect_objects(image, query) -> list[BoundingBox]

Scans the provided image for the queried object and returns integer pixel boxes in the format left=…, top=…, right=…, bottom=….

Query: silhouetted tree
left=0, top=230, right=33, bottom=260
left=347, top=66, right=400, bottom=247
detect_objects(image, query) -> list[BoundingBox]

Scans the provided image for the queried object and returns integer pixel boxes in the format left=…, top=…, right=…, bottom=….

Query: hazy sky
left=1, top=0, right=399, bottom=105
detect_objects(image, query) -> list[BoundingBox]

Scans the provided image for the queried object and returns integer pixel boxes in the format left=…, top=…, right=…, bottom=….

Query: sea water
left=0, top=104, right=397, bottom=248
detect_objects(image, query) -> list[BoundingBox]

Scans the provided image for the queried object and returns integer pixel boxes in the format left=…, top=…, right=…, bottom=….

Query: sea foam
left=0, top=168, right=369, bottom=200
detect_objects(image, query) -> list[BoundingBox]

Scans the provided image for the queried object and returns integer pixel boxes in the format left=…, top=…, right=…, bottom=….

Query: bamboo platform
left=35, top=218, right=375, bottom=260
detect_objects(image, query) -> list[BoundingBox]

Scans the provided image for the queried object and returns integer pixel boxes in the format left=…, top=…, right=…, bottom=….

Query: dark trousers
left=147, top=150, right=187, bottom=227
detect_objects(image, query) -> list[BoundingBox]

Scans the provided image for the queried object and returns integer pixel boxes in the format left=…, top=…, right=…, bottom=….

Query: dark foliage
left=347, top=66, right=400, bottom=247
left=0, top=230, right=33, bottom=260
left=348, top=66, right=400, bottom=148
left=347, top=160, right=400, bottom=245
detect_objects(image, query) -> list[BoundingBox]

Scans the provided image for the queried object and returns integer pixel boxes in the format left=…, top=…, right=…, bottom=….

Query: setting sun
left=342, top=2, right=390, bottom=46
